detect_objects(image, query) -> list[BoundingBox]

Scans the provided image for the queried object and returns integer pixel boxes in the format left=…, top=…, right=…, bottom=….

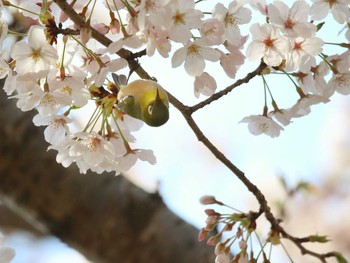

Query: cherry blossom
left=35, top=88, right=72, bottom=116
left=219, top=37, right=247, bottom=78
left=17, top=1, right=42, bottom=20
left=333, top=50, right=350, bottom=73
left=246, top=23, right=290, bottom=66
left=80, top=24, right=92, bottom=44
left=116, top=148, right=157, bottom=173
left=49, top=137, right=76, bottom=169
left=104, top=0, right=126, bottom=11
left=0, top=59, right=9, bottom=80
left=33, top=114, right=72, bottom=145
left=136, top=20, right=171, bottom=57
left=212, top=1, right=252, bottom=45
left=194, top=72, right=217, bottom=98
left=310, top=0, right=350, bottom=24
left=172, top=39, right=220, bottom=77
left=114, top=112, right=144, bottom=134
left=286, top=36, right=324, bottom=71
left=158, top=0, right=203, bottom=43
left=11, top=26, right=58, bottom=78
left=85, top=55, right=128, bottom=87
left=328, top=73, right=350, bottom=95
left=5, top=73, right=38, bottom=97
left=68, top=132, right=118, bottom=174
left=237, top=253, right=249, bottom=263
left=0, top=17, right=8, bottom=48
left=10, top=84, right=44, bottom=112
left=295, top=61, right=331, bottom=97
left=346, top=27, right=350, bottom=41
left=291, top=94, right=330, bottom=118
left=136, top=0, right=170, bottom=31
left=200, top=18, right=225, bottom=45
left=240, top=115, right=284, bottom=138
left=215, top=253, right=230, bottom=263
left=268, top=108, right=293, bottom=126
left=268, top=1, right=316, bottom=38
left=48, top=67, right=89, bottom=107
left=248, top=0, right=268, bottom=16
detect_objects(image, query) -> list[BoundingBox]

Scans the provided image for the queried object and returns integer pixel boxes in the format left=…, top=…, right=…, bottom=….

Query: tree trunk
left=0, top=86, right=214, bottom=263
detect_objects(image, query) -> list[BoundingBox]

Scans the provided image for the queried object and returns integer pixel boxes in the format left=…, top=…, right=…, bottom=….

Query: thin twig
left=189, top=62, right=267, bottom=113
left=167, top=91, right=279, bottom=229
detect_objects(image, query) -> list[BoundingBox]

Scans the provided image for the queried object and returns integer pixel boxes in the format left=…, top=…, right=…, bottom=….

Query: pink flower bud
left=198, top=228, right=208, bottom=242
left=223, top=222, right=234, bottom=231
left=95, top=23, right=109, bottom=35
left=199, top=195, right=216, bottom=205
left=215, top=253, right=230, bottom=263
left=207, top=234, right=221, bottom=246
left=204, top=223, right=215, bottom=231
left=239, top=240, right=247, bottom=250
left=205, top=215, right=219, bottom=225
left=59, top=11, right=68, bottom=23
left=214, top=242, right=226, bottom=255
left=110, top=18, right=120, bottom=34
left=62, top=35, right=68, bottom=44
left=80, top=26, right=91, bottom=44
left=205, top=209, right=216, bottom=215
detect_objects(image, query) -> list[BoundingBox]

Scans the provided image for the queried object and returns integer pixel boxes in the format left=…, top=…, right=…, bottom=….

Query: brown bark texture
left=0, top=86, right=215, bottom=263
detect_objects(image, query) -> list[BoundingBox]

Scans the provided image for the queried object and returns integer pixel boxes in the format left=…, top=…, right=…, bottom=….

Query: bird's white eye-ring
left=148, top=104, right=153, bottom=115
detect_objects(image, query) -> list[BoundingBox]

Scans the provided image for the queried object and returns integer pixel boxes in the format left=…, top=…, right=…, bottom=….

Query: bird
left=116, top=79, right=169, bottom=127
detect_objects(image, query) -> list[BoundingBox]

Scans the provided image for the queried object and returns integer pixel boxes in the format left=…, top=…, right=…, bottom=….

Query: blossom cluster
left=198, top=195, right=278, bottom=263
left=241, top=0, right=350, bottom=138
left=0, top=0, right=349, bottom=175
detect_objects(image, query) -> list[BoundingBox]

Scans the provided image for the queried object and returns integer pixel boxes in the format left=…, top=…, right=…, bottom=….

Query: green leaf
left=335, top=252, right=348, bottom=263
left=316, top=22, right=325, bottom=31
left=295, top=181, right=315, bottom=193
left=309, top=235, right=329, bottom=243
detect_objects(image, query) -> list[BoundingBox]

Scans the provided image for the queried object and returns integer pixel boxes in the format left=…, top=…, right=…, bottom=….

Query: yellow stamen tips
left=187, top=44, right=200, bottom=56
left=284, top=18, right=295, bottom=29
left=49, top=118, right=67, bottom=129
left=86, top=137, right=101, bottom=153
left=263, top=37, right=275, bottom=47
left=224, top=13, right=238, bottom=28
left=173, top=11, right=185, bottom=25
left=61, top=85, right=72, bottom=95
left=327, top=0, right=336, bottom=8
left=39, top=93, right=55, bottom=107
left=31, top=49, right=42, bottom=62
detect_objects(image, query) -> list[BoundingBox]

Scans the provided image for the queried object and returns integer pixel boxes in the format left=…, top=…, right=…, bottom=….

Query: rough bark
left=0, top=87, right=215, bottom=263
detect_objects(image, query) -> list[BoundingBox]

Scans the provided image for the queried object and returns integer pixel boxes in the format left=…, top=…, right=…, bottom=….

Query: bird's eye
left=148, top=104, right=153, bottom=115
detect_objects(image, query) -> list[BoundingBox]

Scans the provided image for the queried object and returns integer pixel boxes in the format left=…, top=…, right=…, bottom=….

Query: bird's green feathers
left=117, top=79, right=169, bottom=127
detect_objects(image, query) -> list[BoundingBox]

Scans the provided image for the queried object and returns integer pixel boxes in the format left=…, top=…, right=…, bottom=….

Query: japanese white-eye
left=117, top=79, right=170, bottom=127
